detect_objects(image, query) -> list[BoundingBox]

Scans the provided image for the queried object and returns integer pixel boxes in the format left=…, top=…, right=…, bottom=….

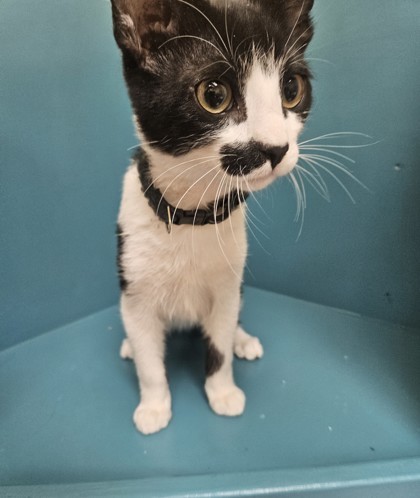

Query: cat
left=111, top=0, right=314, bottom=435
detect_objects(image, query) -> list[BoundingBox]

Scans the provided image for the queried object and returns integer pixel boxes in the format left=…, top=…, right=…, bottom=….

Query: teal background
left=0, top=0, right=130, bottom=349
left=1, top=0, right=419, bottom=350
left=245, top=0, right=420, bottom=331
left=1, top=0, right=420, bottom=495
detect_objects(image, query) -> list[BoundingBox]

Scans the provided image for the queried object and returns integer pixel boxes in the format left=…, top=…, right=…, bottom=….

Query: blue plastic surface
left=1, top=287, right=420, bottom=495
left=1, top=0, right=420, bottom=496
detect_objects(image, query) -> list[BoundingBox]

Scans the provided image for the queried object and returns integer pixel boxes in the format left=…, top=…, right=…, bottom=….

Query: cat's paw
left=120, top=338, right=133, bottom=360
left=133, top=401, right=172, bottom=435
left=234, top=327, right=264, bottom=360
left=206, top=385, right=246, bottom=417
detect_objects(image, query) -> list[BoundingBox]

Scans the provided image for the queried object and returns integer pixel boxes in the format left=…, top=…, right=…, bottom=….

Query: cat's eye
left=282, top=74, right=305, bottom=109
left=196, top=80, right=233, bottom=114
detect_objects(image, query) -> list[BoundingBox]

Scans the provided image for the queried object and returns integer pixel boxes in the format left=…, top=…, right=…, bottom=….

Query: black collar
left=135, top=148, right=248, bottom=233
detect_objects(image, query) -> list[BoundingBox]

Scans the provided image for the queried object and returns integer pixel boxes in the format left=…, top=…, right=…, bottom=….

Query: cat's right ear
left=110, top=0, right=175, bottom=60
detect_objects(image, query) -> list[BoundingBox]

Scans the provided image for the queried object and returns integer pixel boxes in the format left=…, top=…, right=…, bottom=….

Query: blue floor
left=1, top=287, right=420, bottom=496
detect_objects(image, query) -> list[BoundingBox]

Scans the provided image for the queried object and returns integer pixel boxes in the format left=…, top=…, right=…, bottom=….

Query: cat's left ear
left=286, top=0, right=314, bottom=16
left=257, top=0, right=314, bottom=17
left=282, top=0, right=315, bottom=53
left=110, top=0, right=176, bottom=61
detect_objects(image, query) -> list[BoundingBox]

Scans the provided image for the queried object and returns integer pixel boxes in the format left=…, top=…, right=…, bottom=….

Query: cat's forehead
left=208, top=0, right=259, bottom=10
left=171, top=1, right=311, bottom=63
left=112, top=0, right=313, bottom=75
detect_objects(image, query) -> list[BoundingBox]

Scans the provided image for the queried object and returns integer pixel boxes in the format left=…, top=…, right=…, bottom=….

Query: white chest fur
left=118, top=164, right=248, bottom=328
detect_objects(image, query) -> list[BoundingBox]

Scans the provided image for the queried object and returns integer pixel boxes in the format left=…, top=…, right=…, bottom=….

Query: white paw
left=120, top=338, right=133, bottom=360
left=133, top=401, right=172, bottom=435
left=206, top=385, right=246, bottom=417
left=234, top=334, right=263, bottom=361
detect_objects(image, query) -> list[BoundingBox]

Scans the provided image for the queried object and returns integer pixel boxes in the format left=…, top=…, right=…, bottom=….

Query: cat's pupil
left=204, top=81, right=228, bottom=109
left=284, top=76, right=299, bottom=103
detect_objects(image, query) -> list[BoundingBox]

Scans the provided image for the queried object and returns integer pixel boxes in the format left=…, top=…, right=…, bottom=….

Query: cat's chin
left=244, top=164, right=297, bottom=192
left=244, top=174, right=277, bottom=192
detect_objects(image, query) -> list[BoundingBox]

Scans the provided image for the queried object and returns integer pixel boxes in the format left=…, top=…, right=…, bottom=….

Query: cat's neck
left=142, top=143, right=238, bottom=212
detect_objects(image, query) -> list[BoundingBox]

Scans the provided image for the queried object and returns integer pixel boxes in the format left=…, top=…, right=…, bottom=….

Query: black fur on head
left=111, top=0, right=315, bottom=156
left=111, top=0, right=175, bottom=58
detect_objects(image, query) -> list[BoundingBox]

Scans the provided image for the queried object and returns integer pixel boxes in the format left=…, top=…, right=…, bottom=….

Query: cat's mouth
left=244, top=168, right=277, bottom=191
left=221, top=142, right=299, bottom=192
left=241, top=158, right=298, bottom=192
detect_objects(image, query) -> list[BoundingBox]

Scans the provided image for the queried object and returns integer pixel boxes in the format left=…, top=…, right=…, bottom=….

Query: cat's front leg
left=120, top=293, right=171, bottom=435
left=203, top=289, right=246, bottom=417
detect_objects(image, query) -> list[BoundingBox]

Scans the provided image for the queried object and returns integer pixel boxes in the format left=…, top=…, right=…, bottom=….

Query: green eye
left=196, top=80, right=233, bottom=114
left=282, top=74, right=305, bottom=109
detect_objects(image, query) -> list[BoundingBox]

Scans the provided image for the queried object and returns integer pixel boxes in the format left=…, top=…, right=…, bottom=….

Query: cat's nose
left=263, top=145, right=289, bottom=169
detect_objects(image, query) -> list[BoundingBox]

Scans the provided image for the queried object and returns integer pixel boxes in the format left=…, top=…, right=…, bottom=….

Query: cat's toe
left=120, top=338, right=133, bottom=360
left=206, top=385, right=246, bottom=417
left=234, top=336, right=264, bottom=360
left=133, top=402, right=172, bottom=435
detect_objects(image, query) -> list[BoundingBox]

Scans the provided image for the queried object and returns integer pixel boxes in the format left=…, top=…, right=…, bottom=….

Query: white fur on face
left=217, top=60, right=303, bottom=192
left=142, top=59, right=304, bottom=207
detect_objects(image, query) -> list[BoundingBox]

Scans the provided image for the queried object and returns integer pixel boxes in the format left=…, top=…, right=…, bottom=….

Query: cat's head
left=111, top=0, right=314, bottom=200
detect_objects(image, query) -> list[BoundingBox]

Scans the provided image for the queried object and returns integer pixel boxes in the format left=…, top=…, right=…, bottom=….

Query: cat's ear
left=273, top=0, right=314, bottom=55
left=111, top=0, right=175, bottom=59
left=285, top=0, right=314, bottom=17
left=284, top=0, right=314, bottom=38
left=256, top=0, right=314, bottom=16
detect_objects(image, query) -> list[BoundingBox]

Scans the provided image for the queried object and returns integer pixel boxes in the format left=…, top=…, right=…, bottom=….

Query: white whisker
left=170, top=164, right=222, bottom=221
left=296, top=164, right=330, bottom=202
left=300, top=142, right=382, bottom=150
left=283, top=0, right=306, bottom=61
left=292, top=169, right=306, bottom=240
left=240, top=175, right=272, bottom=223
left=233, top=35, right=257, bottom=62
left=301, top=157, right=357, bottom=204
left=227, top=175, right=241, bottom=249
left=224, top=0, right=234, bottom=59
left=298, top=132, right=373, bottom=146
left=146, top=156, right=220, bottom=195
left=300, top=153, right=370, bottom=192
left=200, top=59, right=232, bottom=72
left=289, top=171, right=303, bottom=223
left=299, top=146, right=356, bottom=164
left=176, top=0, right=230, bottom=57
left=159, top=35, right=230, bottom=64
left=156, top=159, right=220, bottom=214
left=213, top=173, right=243, bottom=279
left=304, top=161, right=330, bottom=195
left=190, top=168, right=225, bottom=263
left=237, top=180, right=271, bottom=257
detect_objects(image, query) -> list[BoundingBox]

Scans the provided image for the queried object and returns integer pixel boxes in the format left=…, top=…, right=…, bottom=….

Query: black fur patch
left=204, top=338, right=224, bottom=377
left=116, top=223, right=128, bottom=291
left=111, top=0, right=314, bottom=156
left=220, top=141, right=269, bottom=176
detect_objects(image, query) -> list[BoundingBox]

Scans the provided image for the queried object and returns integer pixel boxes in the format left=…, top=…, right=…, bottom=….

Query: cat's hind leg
left=234, top=324, right=264, bottom=360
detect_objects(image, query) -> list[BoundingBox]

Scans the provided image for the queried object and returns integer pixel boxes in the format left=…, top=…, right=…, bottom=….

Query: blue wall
left=1, top=0, right=419, bottom=350
left=246, top=0, right=420, bottom=328
left=0, top=0, right=133, bottom=349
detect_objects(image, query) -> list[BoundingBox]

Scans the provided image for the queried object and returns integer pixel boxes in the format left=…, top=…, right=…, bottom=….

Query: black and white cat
left=111, top=0, right=314, bottom=434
